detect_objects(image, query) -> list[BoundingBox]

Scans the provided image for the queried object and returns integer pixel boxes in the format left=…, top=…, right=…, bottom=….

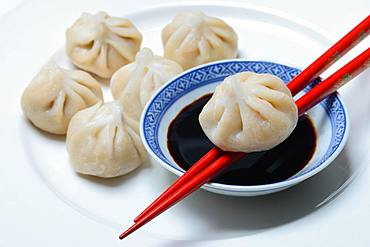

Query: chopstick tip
left=118, top=231, right=129, bottom=240
left=118, top=223, right=139, bottom=240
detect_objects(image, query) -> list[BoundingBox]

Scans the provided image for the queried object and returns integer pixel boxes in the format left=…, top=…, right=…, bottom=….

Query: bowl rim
left=140, top=58, right=350, bottom=193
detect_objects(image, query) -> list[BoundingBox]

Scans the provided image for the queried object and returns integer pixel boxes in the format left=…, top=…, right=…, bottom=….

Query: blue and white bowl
left=140, top=60, right=349, bottom=196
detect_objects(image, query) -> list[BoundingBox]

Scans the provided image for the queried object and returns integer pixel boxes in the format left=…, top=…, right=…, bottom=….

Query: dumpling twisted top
left=111, top=48, right=183, bottom=121
left=21, top=62, right=103, bottom=134
left=66, top=101, right=147, bottom=178
left=66, top=11, right=142, bottom=78
left=162, top=11, right=238, bottom=70
left=199, top=72, right=298, bottom=153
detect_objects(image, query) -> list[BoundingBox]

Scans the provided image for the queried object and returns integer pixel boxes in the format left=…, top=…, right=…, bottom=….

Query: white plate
left=1, top=1, right=370, bottom=246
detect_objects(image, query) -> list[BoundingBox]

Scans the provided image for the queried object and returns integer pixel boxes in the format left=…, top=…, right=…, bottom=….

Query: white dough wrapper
left=111, top=47, right=183, bottom=121
left=66, top=11, right=142, bottom=78
left=199, top=72, right=298, bottom=153
left=162, top=11, right=238, bottom=70
left=66, top=101, right=147, bottom=178
left=21, top=62, right=103, bottom=135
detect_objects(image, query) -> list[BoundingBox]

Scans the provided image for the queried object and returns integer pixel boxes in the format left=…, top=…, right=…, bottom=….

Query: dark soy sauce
left=167, top=94, right=317, bottom=186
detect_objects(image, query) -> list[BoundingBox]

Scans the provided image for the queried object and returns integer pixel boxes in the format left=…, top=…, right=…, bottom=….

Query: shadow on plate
left=22, top=116, right=66, bottom=142
left=171, top=148, right=355, bottom=240
left=22, top=115, right=153, bottom=187
left=77, top=160, right=152, bottom=187
left=153, top=73, right=370, bottom=242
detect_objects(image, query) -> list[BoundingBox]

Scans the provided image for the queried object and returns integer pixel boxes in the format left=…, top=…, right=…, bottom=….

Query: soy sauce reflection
left=167, top=94, right=317, bottom=186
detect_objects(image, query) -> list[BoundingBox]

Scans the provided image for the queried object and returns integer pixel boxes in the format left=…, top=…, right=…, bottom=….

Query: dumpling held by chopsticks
left=199, top=72, right=298, bottom=153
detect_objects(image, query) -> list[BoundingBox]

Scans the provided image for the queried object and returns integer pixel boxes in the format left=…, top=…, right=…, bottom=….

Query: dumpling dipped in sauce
left=199, top=72, right=298, bottom=153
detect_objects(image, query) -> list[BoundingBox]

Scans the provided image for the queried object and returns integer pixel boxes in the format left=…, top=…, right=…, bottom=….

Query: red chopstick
left=288, top=14, right=369, bottom=96
left=133, top=15, right=370, bottom=225
left=121, top=49, right=369, bottom=240
left=122, top=152, right=245, bottom=239
left=133, top=146, right=223, bottom=222
left=296, top=48, right=370, bottom=113
left=120, top=16, right=370, bottom=239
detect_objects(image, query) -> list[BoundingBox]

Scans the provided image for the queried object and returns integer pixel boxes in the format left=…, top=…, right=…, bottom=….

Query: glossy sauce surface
left=167, top=94, right=317, bottom=185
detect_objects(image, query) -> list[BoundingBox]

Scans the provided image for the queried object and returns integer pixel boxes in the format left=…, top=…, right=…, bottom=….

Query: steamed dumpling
left=199, top=72, right=298, bottom=153
left=162, top=11, right=238, bottom=70
left=66, top=101, right=147, bottom=178
left=66, top=11, right=142, bottom=78
left=111, top=47, right=183, bottom=121
left=21, top=62, right=103, bottom=135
